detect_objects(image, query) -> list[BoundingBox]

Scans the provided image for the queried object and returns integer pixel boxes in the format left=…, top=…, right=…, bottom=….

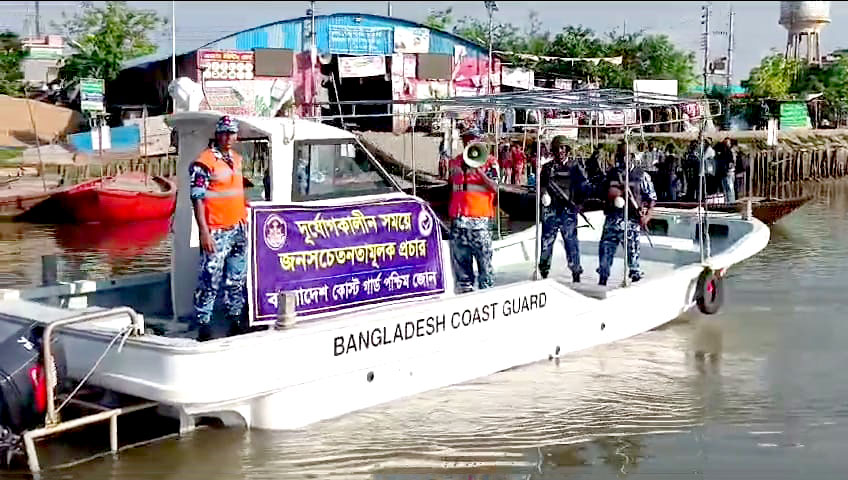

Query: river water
left=1, top=181, right=847, bottom=479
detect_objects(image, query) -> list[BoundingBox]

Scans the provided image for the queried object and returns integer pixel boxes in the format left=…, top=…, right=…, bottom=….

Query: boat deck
left=143, top=253, right=682, bottom=341
left=100, top=172, right=169, bottom=193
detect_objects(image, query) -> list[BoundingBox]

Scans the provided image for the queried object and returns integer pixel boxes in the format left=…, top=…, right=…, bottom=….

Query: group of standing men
left=188, top=118, right=662, bottom=341
left=446, top=128, right=658, bottom=293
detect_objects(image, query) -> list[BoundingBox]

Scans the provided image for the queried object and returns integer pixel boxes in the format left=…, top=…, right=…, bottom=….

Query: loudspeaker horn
left=463, top=142, right=488, bottom=169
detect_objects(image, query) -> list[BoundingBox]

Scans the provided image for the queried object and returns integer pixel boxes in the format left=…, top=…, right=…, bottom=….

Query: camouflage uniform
left=189, top=148, right=247, bottom=326
left=538, top=156, right=589, bottom=280
left=193, top=223, right=247, bottom=325
left=597, top=166, right=657, bottom=284
left=450, top=216, right=494, bottom=292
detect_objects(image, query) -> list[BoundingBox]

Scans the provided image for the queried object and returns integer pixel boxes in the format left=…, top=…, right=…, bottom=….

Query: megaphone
left=463, top=142, right=488, bottom=169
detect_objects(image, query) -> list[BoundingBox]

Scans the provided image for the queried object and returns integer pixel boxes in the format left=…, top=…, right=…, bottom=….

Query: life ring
left=696, top=269, right=724, bottom=315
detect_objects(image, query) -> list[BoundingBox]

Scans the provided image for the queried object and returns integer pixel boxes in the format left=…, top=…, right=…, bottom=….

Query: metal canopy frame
left=307, top=88, right=721, bottom=288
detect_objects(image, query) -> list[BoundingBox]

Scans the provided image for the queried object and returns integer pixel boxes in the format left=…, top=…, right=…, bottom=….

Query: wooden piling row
left=57, top=155, right=178, bottom=185
left=747, top=147, right=848, bottom=198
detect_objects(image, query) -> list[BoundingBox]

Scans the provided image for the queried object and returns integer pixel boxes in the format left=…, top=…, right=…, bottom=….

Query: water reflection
left=0, top=219, right=171, bottom=289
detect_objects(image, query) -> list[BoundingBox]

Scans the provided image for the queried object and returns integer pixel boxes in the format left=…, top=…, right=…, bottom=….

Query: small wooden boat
left=654, top=196, right=814, bottom=225
left=456, top=183, right=812, bottom=226
left=0, top=176, right=62, bottom=221
left=20, top=172, right=177, bottom=224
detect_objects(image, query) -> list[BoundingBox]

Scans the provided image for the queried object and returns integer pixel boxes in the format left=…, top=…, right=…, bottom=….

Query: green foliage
left=55, top=1, right=166, bottom=86
left=744, top=54, right=802, bottom=99
left=423, top=8, right=454, bottom=32
left=434, top=12, right=696, bottom=95
left=0, top=31, right=26, bottom=97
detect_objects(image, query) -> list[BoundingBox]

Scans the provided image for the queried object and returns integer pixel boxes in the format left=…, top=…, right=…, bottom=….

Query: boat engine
left=0, top=323, right=66, bottom=468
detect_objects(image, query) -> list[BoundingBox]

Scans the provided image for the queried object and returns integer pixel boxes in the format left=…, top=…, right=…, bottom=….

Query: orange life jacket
left=194, top=147, right=247, bottom=229
left=448, top=154, right=496, bottom=219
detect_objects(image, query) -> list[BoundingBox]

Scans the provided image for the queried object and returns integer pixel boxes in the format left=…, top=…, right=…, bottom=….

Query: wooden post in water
left=41, top=255, right=58, bottom=286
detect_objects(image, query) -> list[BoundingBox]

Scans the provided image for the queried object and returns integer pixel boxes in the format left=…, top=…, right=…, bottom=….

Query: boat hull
left=0, top=209, right=770, bottom=431
left=20, top=175, right=177, bottom=224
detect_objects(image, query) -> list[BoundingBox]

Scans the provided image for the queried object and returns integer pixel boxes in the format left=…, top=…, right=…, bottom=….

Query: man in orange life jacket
left=190, top=115, right=249, bottom=341
left=448, top=128, right=499, bottom=293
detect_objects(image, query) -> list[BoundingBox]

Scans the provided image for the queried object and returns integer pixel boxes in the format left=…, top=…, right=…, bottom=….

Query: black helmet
left=550, top=135, right=570, bottom=152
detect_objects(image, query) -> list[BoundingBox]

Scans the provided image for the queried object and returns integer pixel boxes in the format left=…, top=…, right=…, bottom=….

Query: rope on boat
left=55, top=325, right=133, bottom=415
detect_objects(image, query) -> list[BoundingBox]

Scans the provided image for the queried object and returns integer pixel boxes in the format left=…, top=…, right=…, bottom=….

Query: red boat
left=21, top=172, right=177, bottom=224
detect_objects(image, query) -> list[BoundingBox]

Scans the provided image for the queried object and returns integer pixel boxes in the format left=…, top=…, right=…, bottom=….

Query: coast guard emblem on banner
left=263, top=214, right=287, bottom=250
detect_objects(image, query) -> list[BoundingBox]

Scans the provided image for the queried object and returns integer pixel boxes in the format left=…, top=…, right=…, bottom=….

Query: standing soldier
left=597, top=149, right=657, bottom=286
left=448, top=129, right=499, bottom=293
left=190, top=115, right=249, bottom=341
left=538, top=137, right=590, bottom=282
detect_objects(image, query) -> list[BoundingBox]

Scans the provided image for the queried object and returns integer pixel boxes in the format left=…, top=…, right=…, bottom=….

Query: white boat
left=0, top=106, right=768, bottom=470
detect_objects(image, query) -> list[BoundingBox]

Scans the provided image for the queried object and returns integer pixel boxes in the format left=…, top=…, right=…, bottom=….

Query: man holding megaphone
left=448, top=128, right=499, bottom=293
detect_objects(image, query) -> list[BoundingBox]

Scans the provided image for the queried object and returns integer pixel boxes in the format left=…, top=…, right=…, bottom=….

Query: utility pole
left=701, top=3, right=711, bottom=94
left=726, top=7, right=734, bottom=88
left=309, top=1, right=317, bottom=117
left=171, top=0, right=176, bottom=83
left=35, top=1, right=40, bottom=37
left=485, top=1, right=498, bottom=96
left=387, top=1, right=392, bottom=17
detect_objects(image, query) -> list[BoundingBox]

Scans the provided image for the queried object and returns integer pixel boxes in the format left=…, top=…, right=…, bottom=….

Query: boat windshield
left=292, top=139, right=395, bottom=201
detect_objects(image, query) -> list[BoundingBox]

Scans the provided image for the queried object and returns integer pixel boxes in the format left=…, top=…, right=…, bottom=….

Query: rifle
left=545, top=177, right=595, bottom=230
left=612, top=170, right=655, bottom=248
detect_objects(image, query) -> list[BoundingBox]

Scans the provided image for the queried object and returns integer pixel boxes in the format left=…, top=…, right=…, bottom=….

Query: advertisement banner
left=329, top=25, right=393, bottom=55
left=394, top=26, right=430, bottom=53
left=338, top=56, right=386, bottom=78
left=249, top=198, right=445, bottom=324
left=197, top=49, right=255, bottom=81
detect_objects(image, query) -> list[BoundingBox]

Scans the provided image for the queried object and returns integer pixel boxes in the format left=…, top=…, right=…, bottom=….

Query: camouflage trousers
left=450, top=217, right=494, bottom=292
left=194, top=223, right=247, bottom=325
left=539, top=208, right=583, bottom=278
left=597, top=215, right=643, bottom=282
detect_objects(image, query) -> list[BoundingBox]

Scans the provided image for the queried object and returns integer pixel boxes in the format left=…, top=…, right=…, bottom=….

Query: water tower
left=780, top=1, right=831, bottom=66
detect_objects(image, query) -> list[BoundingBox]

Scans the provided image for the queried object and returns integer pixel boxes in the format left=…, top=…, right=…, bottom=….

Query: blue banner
left=249, top=197, right=445, bottom=323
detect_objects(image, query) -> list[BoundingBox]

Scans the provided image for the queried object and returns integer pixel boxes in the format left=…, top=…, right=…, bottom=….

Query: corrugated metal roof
left=123, top=12, right=489, bottom=71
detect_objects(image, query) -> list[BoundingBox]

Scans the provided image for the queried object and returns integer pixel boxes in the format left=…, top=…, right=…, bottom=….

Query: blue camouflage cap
left=215, top=115, right=239, bottom=134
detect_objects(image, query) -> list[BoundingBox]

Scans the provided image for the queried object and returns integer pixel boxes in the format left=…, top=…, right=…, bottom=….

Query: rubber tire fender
left=696, top=269, right=724, bottom=315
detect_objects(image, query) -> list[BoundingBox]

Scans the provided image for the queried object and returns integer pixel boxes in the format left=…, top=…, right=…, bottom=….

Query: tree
left=54, top=1, right=166, bottom=87
left=0, top=31, right=26, bottom=97
left=441, top=12, right=697, bottom=94
left=423, top=8, right=454, bottom=31
left=744, top=54, right=802, bottom=99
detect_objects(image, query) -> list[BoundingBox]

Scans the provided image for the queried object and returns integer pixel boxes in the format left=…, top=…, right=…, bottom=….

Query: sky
left=1, top=1, right=846, bottom=82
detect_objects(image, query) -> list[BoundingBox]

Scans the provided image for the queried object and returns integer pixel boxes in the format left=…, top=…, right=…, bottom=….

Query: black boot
left=572, top=272, right=581, bottom=283
left=598, top=276, right=608, bottom=286
left=196, top=324, right=213, bottom=342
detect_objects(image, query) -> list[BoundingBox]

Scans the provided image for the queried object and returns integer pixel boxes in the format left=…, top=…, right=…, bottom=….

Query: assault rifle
left=611, top=170, right=655, bottom=248
left=545, top=178, right=595, bottom=230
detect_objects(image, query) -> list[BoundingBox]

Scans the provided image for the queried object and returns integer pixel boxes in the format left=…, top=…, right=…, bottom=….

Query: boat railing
left=20, top=307, right=148, bottom=473
left=42, top=306, right=144, bottom=426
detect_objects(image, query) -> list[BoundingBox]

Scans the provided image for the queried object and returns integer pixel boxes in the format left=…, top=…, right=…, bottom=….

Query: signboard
left=26, top=47, right=62, bottom=60
left=501, top=66, right=534, bottom=90
left=779, top=102, right=811, bottom=130
left=329, top=25, right=393, bottom=55
left=249, top=198, right=445, bottom=324
left=394, top=26, right=430, bottom=53
left=197, top=50, right=255, bottom=80
left=80, top=78, right=105, bottom=112
left=338, top=56, right=386, bottom=78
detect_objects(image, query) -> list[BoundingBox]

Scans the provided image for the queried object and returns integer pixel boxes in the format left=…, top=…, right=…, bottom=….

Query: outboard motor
left=0, top=323, right=66, bottom=467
